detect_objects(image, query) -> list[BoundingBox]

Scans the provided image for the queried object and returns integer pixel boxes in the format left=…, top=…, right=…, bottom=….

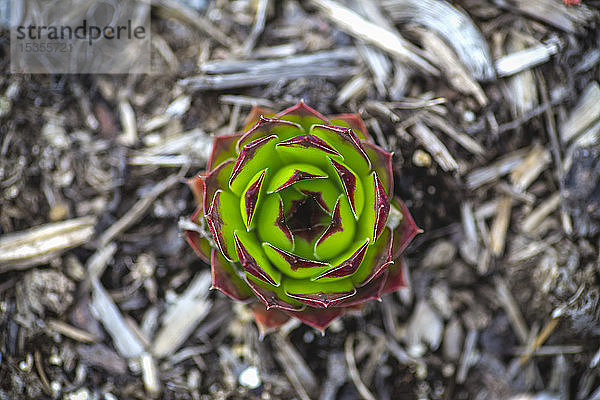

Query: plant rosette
left=185, top=101, right=420, bottom=333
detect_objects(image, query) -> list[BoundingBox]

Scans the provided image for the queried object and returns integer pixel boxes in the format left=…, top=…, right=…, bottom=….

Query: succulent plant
left=185, top=102, right=419, bottom=333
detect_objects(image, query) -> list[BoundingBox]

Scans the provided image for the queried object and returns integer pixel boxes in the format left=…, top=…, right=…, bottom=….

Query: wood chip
left=510, top=144, right=551, bottom=192
left=200, top=48, right=356, bottom=75
left=345, top=334, right=377, bottom=400
left=425, top=112, right=485, bottom=155
left=35, top=350, right=52, bottom=396
left=409, top=122, right=459, bottom=172
left=495, top=277, right=529, bottom=344
left=219, top=95, right=276, bottom=108
left=141, top=352, right=161, bottom=397
left=0, top=216, right=96, bottom=272
left=117, top=97, right=137, bottom=146
left=273, top=333, right=317, bottom=390
left=521, top=193, right=561, bottom=234
left=335, top=74, right=369, bottom=106
left=456, top=329, right=478, bottom=384
left=180, top=48, right=358, bottom=90
left=459, top=202, right=480, bottom=266
left=505, top=33, right=540, bottom=115
left=495, top=37, right=560, bottom=78
left=352, top=1, right=394, bottom=96
left=130, top=128, right=212, bottom=167
left=512, top=345, right=583, bottom=356
left=152, top=272, right=212, bottom=358
left=47, top=319, right=100, bottom=343
left=91, top=278, right=145, bottom=359
left=560, top=81, right=600, bottom=143
left=420, top=28, right=488, bottom=106
left=154, top=0, right=236, bottom=48
left=273, top=334, right=316, bottom=400
left=320, top=352, right=347, bottom=400
left=381, top=0, right=495, bottom=81
left=466, top=148, right=528, bottom=189
left=79, top=242, right=117, bottom=294
left=310, top=0, right=438, bottom=75
left=492, top=0, right=598, bottom=34
left=490, top=195, right=512, bottom=256
left=151, top=34, right=180, bottom=73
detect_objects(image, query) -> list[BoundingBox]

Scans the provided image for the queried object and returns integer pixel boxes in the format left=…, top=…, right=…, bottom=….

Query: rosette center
left=285, top=193, right=329, bottom=242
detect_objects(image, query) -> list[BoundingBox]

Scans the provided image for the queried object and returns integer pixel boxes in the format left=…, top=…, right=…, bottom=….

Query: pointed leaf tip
left=314, top=124, right=371, bottom=170
left=234, top=233, right=279, bottom=286
left=246, top=278, right=304, bottom=312
left=283, top=307, right=344, bottom=332
left=237, top=117, right=301, bottom=153
left=330, top=158, right=359, bottom=218
left=277, top=134, right=341, bottom=156
left=243, top=169, right=266, bottom=229
left=391, top=198, right=420, bottom=258
left=373, top=173, right=390, bottom=242
left=230, top=135, right=278, bottom=189
left=276, top=101, right=330, bottom=122
left=286, top=289, right=357, bottom=308
left=329, top=113, right=372, bottom=141
left=211, top=249, right=253, bottom=302
left=265, top=243, right=330, bottom=271
left=314, top=239, right=369, bottom=280
left=251, top=303, right=290, bottom=337
left=205, top=191, right=231, bottom=260
left=381, top=258, right=407, bottom=294
left=208, top=133, right=242, bottom=171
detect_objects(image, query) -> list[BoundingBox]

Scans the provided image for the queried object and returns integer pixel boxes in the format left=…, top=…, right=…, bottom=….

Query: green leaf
left=275, top=134, right=344, bottom=171
left=355, top=172, right=377, bottom=243
left=310, top=125, right=371, bottom=177
left=203, top=160, right=234, bottom=216
left=329, top=158, right=365, bottom=219
left=255, top=193, right=295, bottom=252
left=229, top=135, right=281, bottom=196
left=263, top=243, right=330, bottom=279
left=240, top=168, right=268, bottom=230
left=205, top=190, right=245, bottom=261
left=314, top=195, right=356, bottom=260
left=283, top=275, right=354, bottom=297
left=246, top=274, right=303, bottom=308
left=313, top=237, right=369, bottom=282
left=291, top=235, right=320, bottom=261
left=236, top=118, right=302, bottom=153
left=234, top=230, right=282, bottom=286
left=351, top=227, right=392, bottom=286
left=266, top=163, right=328, bottom=193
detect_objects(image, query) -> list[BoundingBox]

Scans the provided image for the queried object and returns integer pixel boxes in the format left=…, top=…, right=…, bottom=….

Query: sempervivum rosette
left=185, top=102, right=419, bottom=332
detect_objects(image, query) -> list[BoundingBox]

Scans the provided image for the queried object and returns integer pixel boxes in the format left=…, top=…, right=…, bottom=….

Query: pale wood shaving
left=152, top=272, right=212, bottom=358
left=521, top=193, right=561, bottom=234
left=91, top=278, right=145, bottom=359
left=345, top=334, right=377, bottom=400
left=0, top=216, right=96, bottom=272
left=310, top=0, right=438, bottom=75
left=490, top=195, right=512, bottom=256
left=410, top=122, right=459, bottom=172
left=560, top=81, right=600, bottom=143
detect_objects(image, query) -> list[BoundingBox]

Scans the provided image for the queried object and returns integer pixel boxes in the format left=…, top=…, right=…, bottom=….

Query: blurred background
left=1, top=0, right=600, bottom=399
